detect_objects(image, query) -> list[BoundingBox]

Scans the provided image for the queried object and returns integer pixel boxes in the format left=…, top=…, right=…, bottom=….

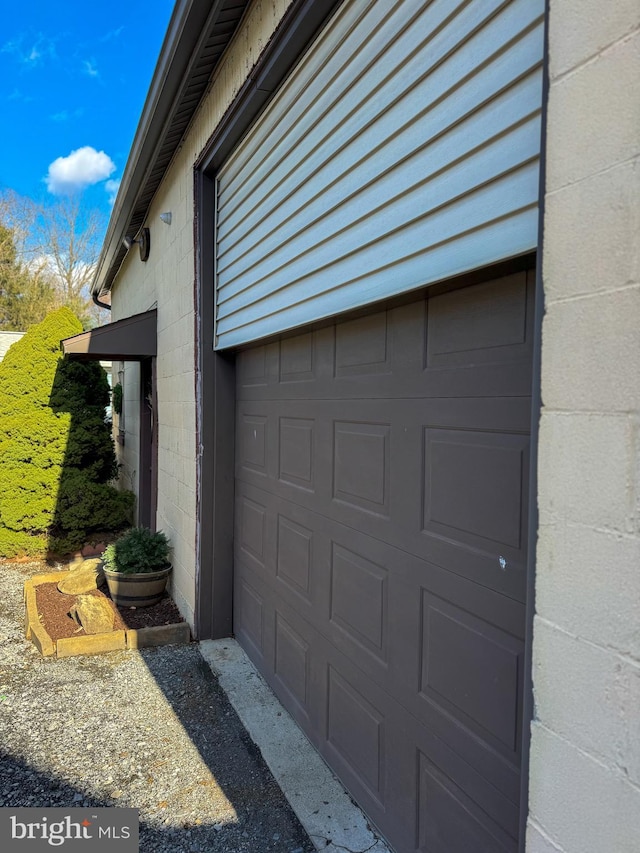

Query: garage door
left=234, top=268, right=534, bottom=853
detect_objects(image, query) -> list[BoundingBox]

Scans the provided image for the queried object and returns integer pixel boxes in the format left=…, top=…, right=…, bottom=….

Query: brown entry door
left=233, top=269, right=534, bottom=853
left=138, top=357, right=156, bottom=530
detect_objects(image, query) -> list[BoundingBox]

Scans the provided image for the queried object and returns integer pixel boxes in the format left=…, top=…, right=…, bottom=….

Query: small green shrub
left=0, top=307, right=135, bottom=557
left=0, top=528, right=47, bottom=558
left=112, top=382, right=123, bottom=415
left=103, top=527, right=171, bottom=574
left=50, top=477, right=135, bottom=554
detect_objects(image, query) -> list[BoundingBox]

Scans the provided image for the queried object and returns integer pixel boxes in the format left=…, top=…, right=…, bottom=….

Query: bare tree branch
left=0, top=191, right=108, bottom=329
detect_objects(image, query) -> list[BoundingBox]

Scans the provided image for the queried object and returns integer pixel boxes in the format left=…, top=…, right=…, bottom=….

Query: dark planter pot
left=103, top=565, right=172, bottom=608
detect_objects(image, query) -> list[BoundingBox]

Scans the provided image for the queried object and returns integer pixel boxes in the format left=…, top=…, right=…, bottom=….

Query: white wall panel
left=216, top=0, right=545, bottom=349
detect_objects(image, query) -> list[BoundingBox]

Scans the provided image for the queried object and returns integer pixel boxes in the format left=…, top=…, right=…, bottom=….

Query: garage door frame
left=193, top=2, right=544, bottom=849
left=194, top=0, right=345, bottom=643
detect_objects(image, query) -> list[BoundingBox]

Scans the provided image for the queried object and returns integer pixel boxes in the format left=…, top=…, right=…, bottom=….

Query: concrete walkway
left=201, top=640, right=390, bottom=853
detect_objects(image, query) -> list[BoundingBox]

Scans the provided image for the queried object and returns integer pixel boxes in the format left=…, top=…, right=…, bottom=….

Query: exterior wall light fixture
left=159, top=212, right=172, bottom=225
left=121, top=227, right=150, bottom=262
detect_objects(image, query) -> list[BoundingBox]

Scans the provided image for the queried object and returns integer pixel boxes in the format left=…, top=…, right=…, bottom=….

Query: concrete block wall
left=529, top=2, right=640, bottom=851
left=109, top=0, right=295, bottom=627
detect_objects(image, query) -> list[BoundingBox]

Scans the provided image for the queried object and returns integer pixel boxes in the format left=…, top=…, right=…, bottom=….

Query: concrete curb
left=57, top=631, right=127, bottom=658
left=24, top=573, right=191, bottom=659
left=200, top=639, right=390, bottom=853
left=24, top=578, right=55, bottom=656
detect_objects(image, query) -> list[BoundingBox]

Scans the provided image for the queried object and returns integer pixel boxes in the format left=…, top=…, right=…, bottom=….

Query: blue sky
left=0, top=1, right=175, bottom=220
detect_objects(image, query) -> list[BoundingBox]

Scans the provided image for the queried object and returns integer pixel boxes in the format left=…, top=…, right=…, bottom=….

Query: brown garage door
left=234, top=269, right=534, bottom=853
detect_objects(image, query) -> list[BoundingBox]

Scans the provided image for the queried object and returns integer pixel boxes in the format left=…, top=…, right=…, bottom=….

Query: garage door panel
left=276, top=514, right=314, bottom=602
left=236, top=488, right=326, bottom=619
left=236, top=400, right=531, bottom=472
left=326, top=664, right=387, bottom=805
left=426, top=272, right=531, bottom=366
left=237, top=410, right=528, bottom=605
left=329, top=542, right=389, bottom=665
left=414, top=714, right=521, bottom=844
left=328, top=526, right=526, bottom=778
left=237, top=332, right=326, bottom=391
left=238, top=359, right=534, bottom=402
left=419, top=591, right=523, bottom=754
left=317, top=626, right=520, bottom=851
left=231, top=404, right=549, bottom=531
left=239, top=396, right=531, bottom=443
left=237, top=412, right=269, bottom=478
left=423, top=362, right=534, bottom=400
left=234, top=573, right=266, bottom=661
left=235, top=341, right=271, bottom=387
left=423, top=428, right=529, bottom=552
left=236, top=494, right=270, bottom=569
left=236, top=273, right=535, bottom=403
left=419, top=529, right=527, bottom=603
left=273, top=610, right=312, bottom=715
left=235, top=557, right=317, bottom=728
left=278, top=331, right=319, bottom=383
left=416, top=749, right=518, bottom=853
left=235, top=477, right=525, bottom=793
left=235, top=535, right=523, bottom=850
left=244, top=304, right=425, bottom=392
left=410, top=687, right=522, bottom=807
left=278, top=417, right=317, bottom=493
left=319, top=655, right=406, bottom=848
left=333, top=419, right=391, bottom=517
left=419, top=557, right=525, bottom=642
left=234, top=275, right=532, bottom=851
left=237, top=407, right=529, bottom=603
left=237, top=482, right=397, bottom=685
left=334, top=312, right=393, bottom=377
left=418, top=396, right=531, bottom=433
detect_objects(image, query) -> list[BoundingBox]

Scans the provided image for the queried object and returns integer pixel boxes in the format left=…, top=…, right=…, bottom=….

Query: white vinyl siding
left=215, top=0, right=544, bottom=349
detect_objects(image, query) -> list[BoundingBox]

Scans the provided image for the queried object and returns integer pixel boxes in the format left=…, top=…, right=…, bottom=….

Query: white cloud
left=105, top=178, right=121, bottom=206
left=49, top=108, right=83, bottom=123
left=8, top=88, right=34, bottom=103
left=45, top=146, right=116, bottom=195
left=2, top=33, right=56, bottom=66
left=99, top=27, right=124, bottom=43
left=1, top=38, right=19, bottom=54
left=83, top=59, right=99, bottom=78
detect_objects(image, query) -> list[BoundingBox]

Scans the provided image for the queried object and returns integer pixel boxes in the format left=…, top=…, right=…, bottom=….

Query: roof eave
left=92, top=0, right=250, bottom=299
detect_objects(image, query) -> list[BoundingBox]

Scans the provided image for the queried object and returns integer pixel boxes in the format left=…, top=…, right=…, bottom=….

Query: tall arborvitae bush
left=0, top=307, right=134, bottom=556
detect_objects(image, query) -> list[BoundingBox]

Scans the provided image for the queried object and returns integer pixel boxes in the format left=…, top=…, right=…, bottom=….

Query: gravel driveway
left=0, top=560, right=315, bottom=853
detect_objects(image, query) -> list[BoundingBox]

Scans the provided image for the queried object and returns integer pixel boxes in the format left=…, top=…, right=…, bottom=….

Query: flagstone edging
left=24, top=573, right=190, bottom=658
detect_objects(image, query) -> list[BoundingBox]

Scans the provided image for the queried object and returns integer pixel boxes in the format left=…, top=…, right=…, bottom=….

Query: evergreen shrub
left=103, top=527, right=171, bottom=574
left=0, top=307, right=134, bottom=557
left=112, top=382, right=123, bottom=415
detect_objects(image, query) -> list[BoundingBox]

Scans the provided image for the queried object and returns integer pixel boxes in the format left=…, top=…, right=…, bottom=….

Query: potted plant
left=102, top=527, right=171, bottom=607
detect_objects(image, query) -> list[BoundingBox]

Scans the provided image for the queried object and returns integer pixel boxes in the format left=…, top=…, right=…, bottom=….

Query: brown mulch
left=34, top=581, right=185, bottom=642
